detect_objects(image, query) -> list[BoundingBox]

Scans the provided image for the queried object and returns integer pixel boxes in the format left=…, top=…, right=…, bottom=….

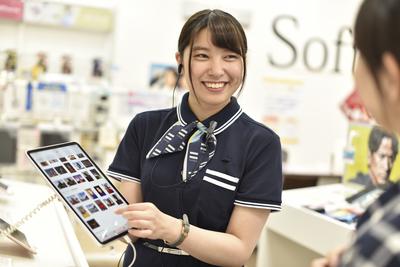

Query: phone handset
left=0, top=193, right=58, bottom=237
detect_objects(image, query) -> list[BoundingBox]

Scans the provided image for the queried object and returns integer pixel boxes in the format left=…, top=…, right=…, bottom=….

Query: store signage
left=75, top=7, right=113, bottom=32
left=23, top=1, right=113, bottom=32
left=0, top=0, right=23, bottom=21
left=247, top=0, right=363, bottom=175
left=268, top=15, right=355, bottom=74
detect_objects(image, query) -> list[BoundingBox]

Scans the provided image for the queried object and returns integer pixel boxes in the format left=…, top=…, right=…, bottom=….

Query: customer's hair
left=177, top=9, right=247, bottom=96
left=354, top=0, right=400, bottom=88
left=369, top=126, right=399, bottom=161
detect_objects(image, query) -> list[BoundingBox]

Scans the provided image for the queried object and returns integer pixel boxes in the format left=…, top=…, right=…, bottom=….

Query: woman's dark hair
left=177, top=9, right=247, bottom=97
left=354, top=0, right=400, bottom=88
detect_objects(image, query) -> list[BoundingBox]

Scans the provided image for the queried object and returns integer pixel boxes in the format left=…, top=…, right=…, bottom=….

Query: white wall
left=111, top=1, right=183, bottom=89
left=112, top=0, right=257, bottom=90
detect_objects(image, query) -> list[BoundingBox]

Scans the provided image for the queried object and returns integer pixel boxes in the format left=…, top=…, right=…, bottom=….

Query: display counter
left=0, top=179, right=89, bottom=267
left=257, top=183, right=359, bottom=267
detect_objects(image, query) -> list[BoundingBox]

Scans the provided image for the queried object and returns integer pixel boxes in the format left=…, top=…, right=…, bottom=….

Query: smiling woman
left=107, top=9, right=283, bottom=267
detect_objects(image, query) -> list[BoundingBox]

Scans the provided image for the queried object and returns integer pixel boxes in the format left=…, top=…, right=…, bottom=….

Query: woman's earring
left=178, top=64, right=183, bottom=74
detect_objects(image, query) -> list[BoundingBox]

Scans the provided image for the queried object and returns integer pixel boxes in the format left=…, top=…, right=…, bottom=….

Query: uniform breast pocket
left=197, top=168, right=239, bottom=232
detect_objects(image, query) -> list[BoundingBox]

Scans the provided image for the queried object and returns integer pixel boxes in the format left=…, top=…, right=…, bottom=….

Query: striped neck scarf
left=146, top=120, right=217, bottom=181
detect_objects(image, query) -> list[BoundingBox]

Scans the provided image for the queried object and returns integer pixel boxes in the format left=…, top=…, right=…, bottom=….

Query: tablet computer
left=26, top=142, right=130, bottom=245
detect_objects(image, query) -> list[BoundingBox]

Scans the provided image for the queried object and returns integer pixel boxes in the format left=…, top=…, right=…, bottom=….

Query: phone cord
left=0, top=193, right=58, bottom=237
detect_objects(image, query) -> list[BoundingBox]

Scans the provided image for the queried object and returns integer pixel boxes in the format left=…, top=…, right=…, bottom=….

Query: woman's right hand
left=311, top=257, right=330, bottom=267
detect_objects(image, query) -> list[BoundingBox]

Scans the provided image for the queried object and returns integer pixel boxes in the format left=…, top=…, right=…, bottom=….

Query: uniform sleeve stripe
left=234, top=200, right=281, bottom=210
left=205, top=169, right=239, bottom=183
left=203, top=176, right=236, bottom=191
left=106, top=170, right=141, bottom=183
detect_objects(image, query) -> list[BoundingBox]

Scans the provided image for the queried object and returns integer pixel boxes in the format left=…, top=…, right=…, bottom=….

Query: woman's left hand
left=310, top=245, right=347, bottom=267
left=115, top=202, right=181, bottom=242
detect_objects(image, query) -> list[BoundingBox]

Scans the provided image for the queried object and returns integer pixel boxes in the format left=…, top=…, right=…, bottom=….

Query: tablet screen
left=26, top=142, right=129, bottom=244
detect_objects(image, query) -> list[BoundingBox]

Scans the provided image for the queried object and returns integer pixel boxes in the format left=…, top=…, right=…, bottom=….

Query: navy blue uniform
left=107, top=93, right=283, bottom=266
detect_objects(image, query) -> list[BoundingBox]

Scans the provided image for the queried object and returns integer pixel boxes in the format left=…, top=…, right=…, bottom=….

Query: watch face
left=182, top=214, right=190, bottom=233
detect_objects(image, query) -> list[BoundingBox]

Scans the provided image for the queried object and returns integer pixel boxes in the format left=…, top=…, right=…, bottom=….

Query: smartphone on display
left=0, top=181, right=8, bottom=193
left=0, top=218, right=36, bottom=254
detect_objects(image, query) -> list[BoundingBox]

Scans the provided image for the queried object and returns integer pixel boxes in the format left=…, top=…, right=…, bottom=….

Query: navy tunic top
left=107, top=93, right=283, bottom=267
